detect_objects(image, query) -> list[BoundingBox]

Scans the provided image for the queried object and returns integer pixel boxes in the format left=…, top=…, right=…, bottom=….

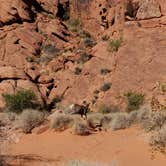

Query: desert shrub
left=83, top=37, right=96, bottom=48
left=72, top=121, right=90, bottom=136
left=26, top=56, right=34, bottom=63
left=67, top=19, right=80, bottom=32
left=128, top=105, right=150, bottom=124
left=161, top=83, right=166, bottom=92
left=2, top=90, right=37, bottom=113
left=102, top=35, right=110, bottom=41
left=87, top=113, right=104, bottom=129
left=74, top=67, right=82, bottom=75
left=150, top=125, right=166, bottom=153
left=77, top=53, right=93, bottom=64
left=50, top=114, right=74, bottom=131
left=40, top=44, right=60, bottom=63
left=100, top=115, right=113, bottom=130
left=107, top=38, right=122, bottom=52
left=100, top=68, right=111, bottom=75
left=93, top=90, right=100, bottom=94
left=51, top=95, right=63, bottom=109
left=17, top=109, right=45, bottom=133
left=110, top=113, right=131, bottom=131
left=79, top=30, right=91, bottom=38
left=140, top=110, right=166, bottom=132
left=100, top=82, right=112, bottom=92
left=124, top=91, right=145, bottom=112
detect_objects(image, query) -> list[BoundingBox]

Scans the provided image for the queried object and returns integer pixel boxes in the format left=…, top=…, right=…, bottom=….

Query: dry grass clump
left=140, top=110, right=166, bottom=132
left=110, top=113, right=131, bottom=131
left=150, top=124, right=166, bottom=153
left=72, top=121, right=90, bottom=136
left=107, top=38, right=122, bottom=52
left=87, top=113, right=113, bottom=130
left=50, top=114, right=74, bottom=131
left=128, top=105, right=150, bottom=124
left=87, top=113, right=104, bottom=129
left=17, top=109, right=45, bottom=133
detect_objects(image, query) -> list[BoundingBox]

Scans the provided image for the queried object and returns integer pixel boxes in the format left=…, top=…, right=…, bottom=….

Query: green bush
left=107, top=38, right=122, bottom=52
left=2, top=89, right=37, bottom=113
left=124, top=91, right=145, bottom=112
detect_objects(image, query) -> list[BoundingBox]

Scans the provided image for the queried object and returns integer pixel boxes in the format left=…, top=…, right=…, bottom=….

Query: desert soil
left=9, top=127, right=166, bottom=166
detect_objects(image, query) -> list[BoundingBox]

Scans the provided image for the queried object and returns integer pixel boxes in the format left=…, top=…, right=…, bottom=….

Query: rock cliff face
left=0, top=0, right=165, bottom=109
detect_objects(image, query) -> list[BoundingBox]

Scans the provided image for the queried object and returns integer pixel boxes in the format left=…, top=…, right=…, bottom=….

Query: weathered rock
left=0, top=66, right=27, bottom=79
left=24, top=65, right=40, bottom=81
left=36, top=0, right=58, bottom=14
left=0, top=23, right=43, bottom=68
left=136, top=0, right=161, bottom=20
left=0, top=80, right=15, bottom=108
left=38, top=74, right=54, bottom=84
left=0, top=0, right=33, bottom=25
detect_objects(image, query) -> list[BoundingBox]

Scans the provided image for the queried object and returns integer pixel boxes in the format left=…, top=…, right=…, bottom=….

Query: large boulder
left=136, top=0, right=161, bottom=20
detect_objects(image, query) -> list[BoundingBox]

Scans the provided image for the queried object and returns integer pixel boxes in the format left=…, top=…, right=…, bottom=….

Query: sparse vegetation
left=87, top=113, right=104, bottom=129
left=26, top=56, right=34, bottom=63
left=100, top=82, right=112, bottom=92
left=102, top=35, right=110, bottom=41
left=79, top=30, right=91, bottom=39
left=161, top=83, right=166, bottom=92
left=50, top=114, right=74, bottom=131
left=107, top=38, right=122, bottom=52
left=40, top=44, right=61, bottom=63
left=2, top=90, right=37, bottom=113
left=124, top=91, right=145, bottom=112
left=83, top=37, right=96, bottom=48
left=67, top=18, right=80, bottom=32
left=74, top=67, right=82, bottom=75
left=77, top=52, right=93, bottom=64
left=140, top=110, right=166, bottom=132
left=111, top=113, right=131, bottom=131
left=150, top=125, right=166, bottom=153
left=72, top=121, right=90, bottom=136
left=100, top=68, right=111, bottom=75
left=17, top=109, right=45, bottom=133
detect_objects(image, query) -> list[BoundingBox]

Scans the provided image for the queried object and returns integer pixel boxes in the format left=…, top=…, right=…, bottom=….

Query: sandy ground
left=9, top=127, right=166, bottom=166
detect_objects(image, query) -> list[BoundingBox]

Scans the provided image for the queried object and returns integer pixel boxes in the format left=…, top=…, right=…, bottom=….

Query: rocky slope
left=0, top=0, right=165, bottom=110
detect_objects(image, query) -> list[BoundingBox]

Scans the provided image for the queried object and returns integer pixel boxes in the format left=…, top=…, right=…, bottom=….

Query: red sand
left=10, top=127, right=166, bottom=166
